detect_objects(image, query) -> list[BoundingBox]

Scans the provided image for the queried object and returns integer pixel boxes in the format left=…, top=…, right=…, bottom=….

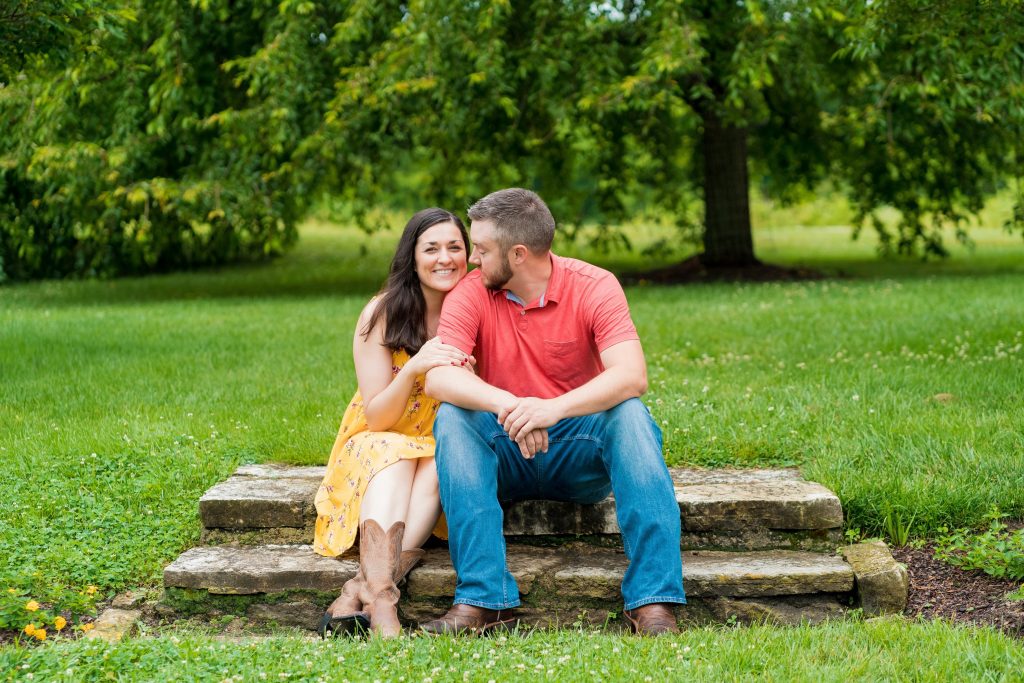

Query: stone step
left=164, top=544, right=855, bottom=598
left=160, top=542, right=904, bottom=629
left=199, top=465, right=843, bottom=551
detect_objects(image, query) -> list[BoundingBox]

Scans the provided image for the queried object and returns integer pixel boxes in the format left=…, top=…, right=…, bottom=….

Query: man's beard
left=482, top=256, right=514, bottom=291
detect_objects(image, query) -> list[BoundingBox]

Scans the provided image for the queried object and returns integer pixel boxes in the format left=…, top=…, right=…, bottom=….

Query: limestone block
left=202, top=465, right=843, bottom=540
left=200, top=525, right=315, bottom=547
left=549, top=549, right=853, bottom=601
left=163, top=545, right=356, bottom=594
left=200, top=477, right=318, bottom=528
left=85, top=609, right=140, bottom=641
left=553, top=556, right=625, bottom=600
left=670, top=468, right=802, bottom=486
left=701, top=595, right=849, bottom=626
left=681, top=527, right=843, bottom=553
left=405, top=547, right=560, bottom=598
left=841, top=541, right=909, bottom=616
left=235, top=465, right=326, bottom=480
left=164, top=543, right=855, bottom=604
left=678, top=481, right=844, bottom=531
left=111, top=590, right=146, bottom=609
left=682, top=550, right=854, bottom=597
left=502, top=499, right=618, bottom=536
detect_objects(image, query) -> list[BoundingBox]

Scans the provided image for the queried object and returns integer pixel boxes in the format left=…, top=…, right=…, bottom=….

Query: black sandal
left=317, top=611, right=370, bottom=639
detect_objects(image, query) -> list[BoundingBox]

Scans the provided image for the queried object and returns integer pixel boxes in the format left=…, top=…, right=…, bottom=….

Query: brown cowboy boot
left=419, top=604, right=519, bottom=636
left=356, top=519, right=405, bottom=637
left=623, top=603, right=679, bottom=636
left=319, top=548, right=425, bottom=638
left=318, top=568, right=367, bottom=638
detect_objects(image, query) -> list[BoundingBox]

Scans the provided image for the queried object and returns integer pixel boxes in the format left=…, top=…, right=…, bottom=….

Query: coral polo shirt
left=436, top=254, right=639, bottom=399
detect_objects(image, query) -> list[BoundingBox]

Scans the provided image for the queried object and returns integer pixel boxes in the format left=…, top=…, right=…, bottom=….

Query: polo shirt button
left=520, top=310, right=525, bottom=316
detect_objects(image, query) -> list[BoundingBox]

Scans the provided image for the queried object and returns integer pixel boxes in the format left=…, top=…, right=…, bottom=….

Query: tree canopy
left=2, top=0, right=1022, bottom=280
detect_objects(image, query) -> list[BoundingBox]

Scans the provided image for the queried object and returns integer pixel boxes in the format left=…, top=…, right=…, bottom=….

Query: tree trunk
left=701, top=111, right=758, bottom=267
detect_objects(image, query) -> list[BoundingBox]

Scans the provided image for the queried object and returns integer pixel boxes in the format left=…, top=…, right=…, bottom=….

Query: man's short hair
left=467, top=188, right=555, bottom=254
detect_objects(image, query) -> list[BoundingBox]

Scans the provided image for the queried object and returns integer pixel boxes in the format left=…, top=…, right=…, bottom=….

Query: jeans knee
left=606, top=398, right=658, bottom=438
left=435, top=402, right=473, bottom=434
left=609, top=397, right=647, bottom=417
left=434, top=404, right=495, bottom=487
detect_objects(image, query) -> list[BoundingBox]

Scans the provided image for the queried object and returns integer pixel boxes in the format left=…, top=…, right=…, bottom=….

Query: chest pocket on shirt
left=543, top=338, right=582, bottom=385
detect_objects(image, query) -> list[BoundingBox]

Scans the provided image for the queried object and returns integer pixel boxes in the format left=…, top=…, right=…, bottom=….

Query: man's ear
left=510, top=244, right=529, bottom=264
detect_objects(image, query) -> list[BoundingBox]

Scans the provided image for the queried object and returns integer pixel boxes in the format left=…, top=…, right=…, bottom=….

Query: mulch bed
left=892, top=544, right=1024, bottom=638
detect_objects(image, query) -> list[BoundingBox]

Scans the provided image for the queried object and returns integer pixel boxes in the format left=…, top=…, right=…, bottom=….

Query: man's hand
left=498, top=397, right=563, bottom=442
left=514, top=427, right=549, bottom=459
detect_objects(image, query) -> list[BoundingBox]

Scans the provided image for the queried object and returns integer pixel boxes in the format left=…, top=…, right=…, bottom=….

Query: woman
left=314, top=208, right=471, bottom=638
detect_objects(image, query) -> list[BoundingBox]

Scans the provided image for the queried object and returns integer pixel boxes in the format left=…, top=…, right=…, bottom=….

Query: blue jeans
left=434, top=398, right=686, bottom=611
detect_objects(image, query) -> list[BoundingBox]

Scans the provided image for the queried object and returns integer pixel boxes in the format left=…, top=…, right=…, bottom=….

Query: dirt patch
left=621, top=256, right=827, bottom=285
left=892, top=545, right=1023, bottom=638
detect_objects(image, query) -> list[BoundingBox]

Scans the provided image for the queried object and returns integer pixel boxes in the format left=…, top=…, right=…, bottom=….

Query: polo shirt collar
left=545, top=253, right=564, bottom=304
left=501, top=253, right=563, bottom=309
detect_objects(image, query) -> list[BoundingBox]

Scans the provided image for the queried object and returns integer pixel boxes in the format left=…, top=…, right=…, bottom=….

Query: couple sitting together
left=312, top=188, right=685, bottom=638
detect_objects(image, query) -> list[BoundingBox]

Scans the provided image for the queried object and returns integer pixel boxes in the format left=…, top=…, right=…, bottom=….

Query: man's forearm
left=425, top=366, right=516, bottom=413
left=551, top=364, right=646, bottom=420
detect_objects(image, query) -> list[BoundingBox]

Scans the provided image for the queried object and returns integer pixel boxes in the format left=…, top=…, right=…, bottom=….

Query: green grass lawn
left=2, top=203, right=1023, bottom=673
left=2, top=620, right=1023, bottom=682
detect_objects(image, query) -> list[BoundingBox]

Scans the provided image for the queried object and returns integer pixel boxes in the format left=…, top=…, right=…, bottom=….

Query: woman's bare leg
left=359, top=459, right=416, bottom=528
left=322, top=457, right=438, bottom=629
left=401, top=457, right=442, bottom=549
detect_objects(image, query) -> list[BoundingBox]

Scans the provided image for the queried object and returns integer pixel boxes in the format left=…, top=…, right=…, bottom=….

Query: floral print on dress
left=313, top=349, right=447, bottom=557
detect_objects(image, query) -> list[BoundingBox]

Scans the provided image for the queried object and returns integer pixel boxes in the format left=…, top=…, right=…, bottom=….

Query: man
left=420, top=188, right=685, bottom=636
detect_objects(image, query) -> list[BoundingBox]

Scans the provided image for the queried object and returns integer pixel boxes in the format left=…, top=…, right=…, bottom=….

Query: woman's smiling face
left=414, top=221, right=468, bottom=294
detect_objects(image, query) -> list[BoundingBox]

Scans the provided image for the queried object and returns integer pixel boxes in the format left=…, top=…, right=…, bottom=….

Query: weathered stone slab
left=681, top=527, right=842, bottom=553
left=235, top=465, right=326, bottom=480
left=502, top=499, right=619, bottom=535
left=501, top=480, right=842, bottom=535
left=111, top=590, right=146, bottom=609
left=405, top=546, right=564, bottom=597
left=670, top=468, right=802, bottom=486
left=700, top=594, right=849, bottom=626
left=201, top=466, right=843, bottom=541
left=165, top=593, right=850, bottom=631
left=166, top=544, right=853, bottom=601
left=85, top=608, right=141, bottom=641
left=550, top=550, right=853, bottom=599
left=233, top=465, right=797, bottom=485
left=842, top=540, right=908, bottom=616
left=684, top=550, right=853, bottom=597
left=200, top=477, right=318, bottom=528
left=207, top=525, right=842, bottom=552
left=200, top=525, right=315, bottom=546
left=164, top=545, right=357, bottom=594
left=678, top=481, right=844, bottom=531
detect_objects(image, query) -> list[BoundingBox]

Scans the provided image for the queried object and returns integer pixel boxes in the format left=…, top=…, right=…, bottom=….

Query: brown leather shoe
left=623, top=603, right=679, bottom=636
left=419, top=604, right=519, bottom=636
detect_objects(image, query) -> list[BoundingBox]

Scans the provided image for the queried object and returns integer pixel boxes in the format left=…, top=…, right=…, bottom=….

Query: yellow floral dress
left=313, top=348, right=446, bottom=557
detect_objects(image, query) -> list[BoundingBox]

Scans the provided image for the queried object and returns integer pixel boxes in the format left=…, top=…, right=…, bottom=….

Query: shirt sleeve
left=588, top=272, right=640, bottom=352
left=436, top=277, right=482, bottom=355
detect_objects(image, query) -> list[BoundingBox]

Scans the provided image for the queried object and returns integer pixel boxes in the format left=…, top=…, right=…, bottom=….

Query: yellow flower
left=25, top=600, right=40, bottom=612
left=7, top=588, right=16, bottom=594
left=80, top=623, right=95, bottom=633
left=54, top=616, right=67, bottom=631
left=34, top=628, right=46, bottom=641
left=85, top=585, right=98, bottom=595
left=23, top=623, right=36, bottom=636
